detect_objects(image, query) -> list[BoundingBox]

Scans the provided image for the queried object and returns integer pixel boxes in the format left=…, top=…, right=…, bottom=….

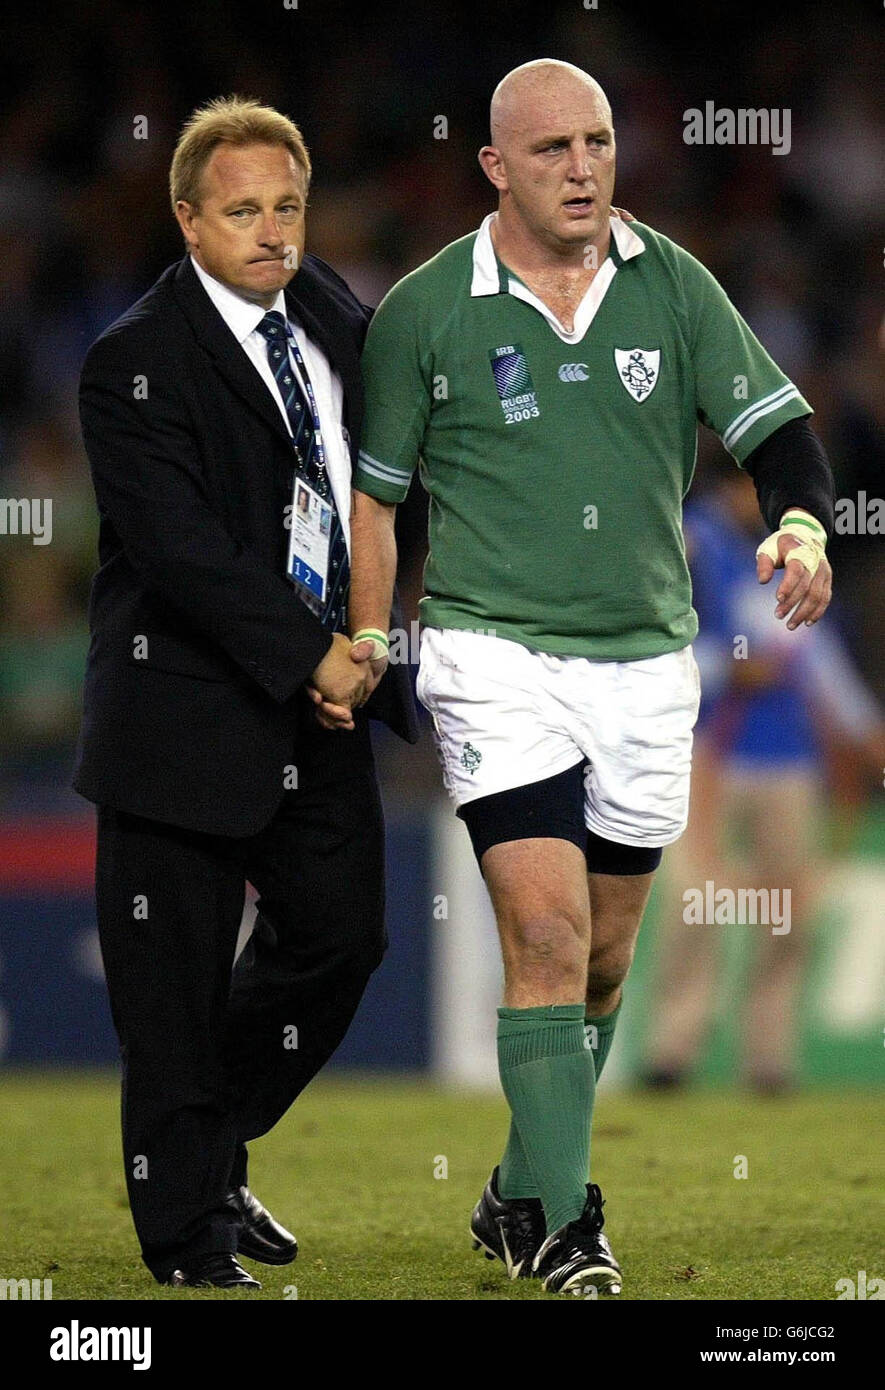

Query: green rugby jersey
left=355, top=214, right=812, bottom=660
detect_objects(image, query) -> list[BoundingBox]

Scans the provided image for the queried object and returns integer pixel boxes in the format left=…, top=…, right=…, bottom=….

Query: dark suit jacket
left=74, top=252, right=419, bottom=836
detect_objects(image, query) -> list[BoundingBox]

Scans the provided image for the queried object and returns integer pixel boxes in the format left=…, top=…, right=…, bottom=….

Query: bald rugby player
left=338, top=60, right=834, bottom=1295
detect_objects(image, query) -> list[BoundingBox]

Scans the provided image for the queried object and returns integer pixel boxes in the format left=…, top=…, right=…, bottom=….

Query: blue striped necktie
left=256, top=310, right=349, bottom=632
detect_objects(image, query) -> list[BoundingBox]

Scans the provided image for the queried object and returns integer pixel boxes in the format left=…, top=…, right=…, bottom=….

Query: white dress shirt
left=190, top=255, right=352, bottom=555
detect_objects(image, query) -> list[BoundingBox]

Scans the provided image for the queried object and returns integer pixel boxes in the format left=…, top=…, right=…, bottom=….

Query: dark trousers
left=94, top=704, right=385, bottom=1281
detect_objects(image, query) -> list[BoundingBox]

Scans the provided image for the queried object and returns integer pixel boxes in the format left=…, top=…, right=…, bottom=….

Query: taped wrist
left=756, top=508, right=827, bottom=578
left=351, top=628, right=390, bottom=661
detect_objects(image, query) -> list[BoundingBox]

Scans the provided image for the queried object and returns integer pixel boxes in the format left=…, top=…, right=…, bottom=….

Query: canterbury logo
left=558, top=363, right=590, bottom=382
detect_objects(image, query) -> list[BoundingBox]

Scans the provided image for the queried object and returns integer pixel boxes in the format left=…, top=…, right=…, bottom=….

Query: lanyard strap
left=284, top=322, right=327, bottom=475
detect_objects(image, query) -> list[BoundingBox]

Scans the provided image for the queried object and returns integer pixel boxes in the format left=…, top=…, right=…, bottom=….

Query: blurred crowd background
left=0, top=0, right=881, bottom=1083
left=1, top=0, right=883, bottom=808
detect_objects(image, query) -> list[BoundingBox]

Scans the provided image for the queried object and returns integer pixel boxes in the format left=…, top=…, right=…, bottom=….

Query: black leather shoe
left=227, top=1186, right=298, bottom=1266
left=167, top=1253, right=261, bottom=1289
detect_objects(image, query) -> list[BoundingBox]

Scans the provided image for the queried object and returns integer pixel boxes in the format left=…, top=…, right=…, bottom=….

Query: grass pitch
left=1, top=1071, right=881, bottom=1301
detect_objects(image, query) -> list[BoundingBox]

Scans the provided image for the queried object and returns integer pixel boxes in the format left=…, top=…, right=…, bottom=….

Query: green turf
left=1, top=1071, right=882, bottom=1300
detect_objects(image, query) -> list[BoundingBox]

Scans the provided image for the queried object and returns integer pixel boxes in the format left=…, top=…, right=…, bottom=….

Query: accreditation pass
left=287, top=477, right=331, bottom=603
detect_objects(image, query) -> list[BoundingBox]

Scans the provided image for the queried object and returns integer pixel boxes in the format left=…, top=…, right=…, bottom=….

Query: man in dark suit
left=75, top=96, right=418, bottom=1288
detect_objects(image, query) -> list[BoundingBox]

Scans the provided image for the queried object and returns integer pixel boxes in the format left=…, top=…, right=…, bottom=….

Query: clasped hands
left=306, top=632, right=389, bottom=731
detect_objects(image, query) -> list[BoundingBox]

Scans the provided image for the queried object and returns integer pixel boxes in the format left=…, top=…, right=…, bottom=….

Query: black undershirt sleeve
left=741, top=416, right=836, bottom=541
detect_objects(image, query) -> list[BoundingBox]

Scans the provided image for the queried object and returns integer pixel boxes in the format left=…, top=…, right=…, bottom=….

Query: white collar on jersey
left=470, top=211, right=645, bottom=297
left=469, top=211, right=646, bottom=344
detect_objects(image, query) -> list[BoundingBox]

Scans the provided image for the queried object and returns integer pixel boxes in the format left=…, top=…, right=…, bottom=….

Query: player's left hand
left=756, top=533, right=832, bottom=629
left=350, top=638, right=389, bottom=705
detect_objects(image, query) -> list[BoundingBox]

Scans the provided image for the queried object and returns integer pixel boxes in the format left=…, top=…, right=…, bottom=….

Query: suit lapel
left=172, top=253, right=363, bottom=451
left=172, top=257, right=292, bottom=446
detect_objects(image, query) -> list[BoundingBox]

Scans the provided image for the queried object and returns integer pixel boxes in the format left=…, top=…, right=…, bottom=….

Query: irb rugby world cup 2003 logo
left=489, top=344, right=541, bottom=425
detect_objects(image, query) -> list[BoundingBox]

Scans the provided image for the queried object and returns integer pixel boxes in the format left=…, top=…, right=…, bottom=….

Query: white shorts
left=416, top=627, right=702, bottom=848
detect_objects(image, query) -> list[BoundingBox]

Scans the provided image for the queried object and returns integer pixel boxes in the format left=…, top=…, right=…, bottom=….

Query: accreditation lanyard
left=285, top=324, right=328, bottom=490
left=283, top=323, right=335, bottom=604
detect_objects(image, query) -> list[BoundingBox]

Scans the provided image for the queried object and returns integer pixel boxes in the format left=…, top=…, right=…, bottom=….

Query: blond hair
left=169, top=95, right=311, bottom=212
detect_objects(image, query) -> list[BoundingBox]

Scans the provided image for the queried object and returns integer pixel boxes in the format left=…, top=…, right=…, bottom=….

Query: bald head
left=478, top=59, right=617, bottom=260
left=489, top=60, right=612, bottom=151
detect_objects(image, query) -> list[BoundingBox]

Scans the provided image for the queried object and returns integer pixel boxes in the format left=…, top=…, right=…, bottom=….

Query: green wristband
left=781, top=512, right=826, bottom=540
left=351, top=628, right=390, bottom=651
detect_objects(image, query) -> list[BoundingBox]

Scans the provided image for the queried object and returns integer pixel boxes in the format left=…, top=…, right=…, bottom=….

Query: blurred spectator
left=643, top=471, right=884, bottom=1092
left=0, top=546, right=88, bottom=809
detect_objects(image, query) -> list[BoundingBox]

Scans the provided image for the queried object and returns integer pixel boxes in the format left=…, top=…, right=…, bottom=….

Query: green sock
left=585, top=997, right=623, bottom=1080
left=498, top=1119, right=538, bottom=1201
left=499, top=998, right=624, bottom=1202
left=497, top=1003, right=594, bottom=1235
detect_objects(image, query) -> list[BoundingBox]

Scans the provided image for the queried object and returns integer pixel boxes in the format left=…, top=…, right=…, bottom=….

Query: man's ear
left=478, top=145, right=507, bottom=193
left=175, top=201, right=199, bottom=250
